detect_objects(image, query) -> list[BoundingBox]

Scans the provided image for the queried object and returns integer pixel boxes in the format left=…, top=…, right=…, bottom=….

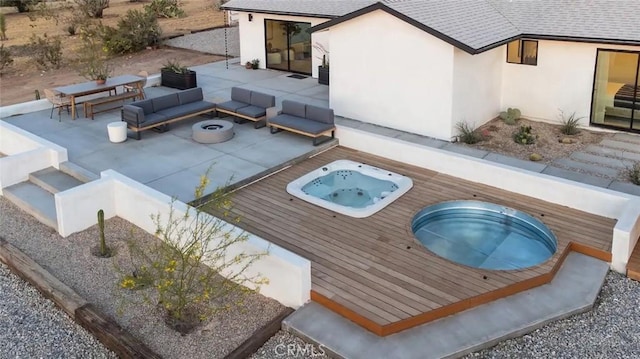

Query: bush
left=117, top=174, right=268, bottom=334
left=559, top=110, right=583, bottom=135
left=499, top=107, right=521, bottom=125
left=30, top=34, right=63, bottom=69
left=0, top=13, right=7, bottom=40
left=75, top=0, right=109, bottom=18
left=455, top=121, right=483, bottom=144
left=627, top=162, right=640, bottom=185
left=144, top=0, right=185, bottom=18
left=0, top=0, right=40, bottom=12
left=513, top=125, right=536, bottom=145
left=0, top=44, right=14, bottom=74
left=101, top=9, right=161, bottom=54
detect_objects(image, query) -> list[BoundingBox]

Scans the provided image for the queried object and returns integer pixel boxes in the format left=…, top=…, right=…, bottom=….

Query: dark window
left=507, top=39, right=538, bottom=66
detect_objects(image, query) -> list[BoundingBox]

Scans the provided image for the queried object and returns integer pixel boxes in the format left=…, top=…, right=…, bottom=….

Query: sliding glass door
left=591, top=49, right=640, bottom=131
left=264, top=19, right=312, bottom=75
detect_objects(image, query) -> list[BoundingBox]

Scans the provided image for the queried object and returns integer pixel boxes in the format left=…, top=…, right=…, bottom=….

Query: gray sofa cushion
left=132, top=99, right=154, bottom=115
left=157, top=101, right=215, bottom=118
left=282, top=100, right=306, bottom=118
left=178, top=88, right=203, bottom=105
left=143, top=113, right=170, bottom=127
left=231, top=87, right=252, bottom=104
left=250, top=91, right=275, bottom=109
left=269, top=114, right=334, bottom=135
left=236, top=105, right=266, bottom=118
left=305, top=105, right=334, bottom=125
left=152, top=94, right=180, bottom=112
left=217, top=100, right=250, bottom=112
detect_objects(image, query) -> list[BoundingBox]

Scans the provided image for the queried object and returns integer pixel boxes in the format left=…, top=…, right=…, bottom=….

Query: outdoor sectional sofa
left=267, top=100, right=335, bottom=146
left=121, top=87, right=216, bottom=140
left=215, top=87, right=276, bottom=128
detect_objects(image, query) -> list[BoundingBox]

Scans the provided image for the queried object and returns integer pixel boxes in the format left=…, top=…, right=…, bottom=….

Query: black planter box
left=318, top=66, right=329, bottom=85
left=161, top=69, right=197, bottom=90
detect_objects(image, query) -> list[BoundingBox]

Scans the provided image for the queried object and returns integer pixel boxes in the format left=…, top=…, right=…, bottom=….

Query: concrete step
left=29, top=167, right=84, bottom=194
left=570, top=152, right=632, bottom=169
left=283, top=253, right=608, bottom=359
left=552, top=158, right=619, bottom=178
left=3, top=182, right=57, bottom=230
left=59, top=161, right=99, bottom=183
left=599, top=139, right=640, bottom=154
left=613, top=132, right=640, bottom=145
left=584, top=145, right=640, bottom=161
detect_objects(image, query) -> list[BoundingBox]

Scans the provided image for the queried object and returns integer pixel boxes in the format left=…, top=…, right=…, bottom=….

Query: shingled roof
left=223, top=0, right=640, bottom=54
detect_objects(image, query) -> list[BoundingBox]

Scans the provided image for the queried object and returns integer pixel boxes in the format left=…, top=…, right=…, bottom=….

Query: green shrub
left=559, top=110, right=583, bottom=135
left=101, top=9, right=161, bottom=54
left=0, top=0, right=40, bottom=12
left=75, top=0, right=109, bottom=18
left=499, top=107, right=521, bottom=125
left=513, top=125, right=536, bottom=145
left=628, top=162, right=640, bottom=185
left=117, top=174, right=268, bottom=334
left=144, top=0, right=185, bottom=18
left=162, top=59, right=190, bottom=74
left=0, top=13, right=7, bottom=40
left=0, top=44, right=14, bottom=74
left=30, top=34, right=63, bottom=69
left=455, top=121, right=483, bottom=144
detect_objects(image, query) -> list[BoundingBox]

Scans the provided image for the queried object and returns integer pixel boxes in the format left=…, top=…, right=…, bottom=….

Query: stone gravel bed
left=0, top=262, right=116, bottom=359
left=0, top=197, right=284, bottom=359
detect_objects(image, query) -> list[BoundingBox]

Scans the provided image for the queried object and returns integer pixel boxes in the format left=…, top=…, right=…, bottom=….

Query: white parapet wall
left=336, top=126, right=640, bottom=273
left=0, top=121, right=68, bottom=194
left=55, top=170, right=311, bottom=308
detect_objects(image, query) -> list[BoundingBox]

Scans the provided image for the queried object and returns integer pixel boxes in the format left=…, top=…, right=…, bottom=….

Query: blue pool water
left=301, top=170, right=399, bottom=208
left=411, top=201, right=557, bottom=270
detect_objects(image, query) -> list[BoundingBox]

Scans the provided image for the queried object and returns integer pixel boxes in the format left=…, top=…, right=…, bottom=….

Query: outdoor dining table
left=53, top=74, right=145, bottom=119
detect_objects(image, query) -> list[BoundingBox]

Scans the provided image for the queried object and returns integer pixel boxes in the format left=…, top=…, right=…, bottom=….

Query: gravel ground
left=165, top=27, right=240, bottom=57
left=0, top=197, right=284, bottom=359
left=0, top=263, right=116, bottom=359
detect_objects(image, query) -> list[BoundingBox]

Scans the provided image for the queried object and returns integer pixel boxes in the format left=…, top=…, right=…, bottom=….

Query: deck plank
left=220, top=147, right=616, bottom=334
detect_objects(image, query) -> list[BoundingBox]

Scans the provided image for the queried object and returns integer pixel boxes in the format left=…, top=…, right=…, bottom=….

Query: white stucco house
left=222, top=0, right=640, bottom=141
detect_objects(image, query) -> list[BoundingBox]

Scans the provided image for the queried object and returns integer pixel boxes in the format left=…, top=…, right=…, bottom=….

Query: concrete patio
left=2, top=59, right=332, bottom=203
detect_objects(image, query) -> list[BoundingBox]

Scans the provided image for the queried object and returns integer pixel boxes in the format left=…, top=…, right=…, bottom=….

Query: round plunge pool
left=411, top=201, right=557, bottom=270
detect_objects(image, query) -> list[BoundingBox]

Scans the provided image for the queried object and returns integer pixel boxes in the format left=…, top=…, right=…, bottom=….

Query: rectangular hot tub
left=286, top=159, right=413, bottom=218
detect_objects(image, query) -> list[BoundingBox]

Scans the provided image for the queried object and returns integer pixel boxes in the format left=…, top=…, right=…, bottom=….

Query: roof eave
left=221, top=6, right=337, bottom=19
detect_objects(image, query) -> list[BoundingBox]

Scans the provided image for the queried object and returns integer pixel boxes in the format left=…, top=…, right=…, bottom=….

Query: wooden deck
left=225, top=147, right=617, bottom=336
left=626, top=237, right=640, bottom=281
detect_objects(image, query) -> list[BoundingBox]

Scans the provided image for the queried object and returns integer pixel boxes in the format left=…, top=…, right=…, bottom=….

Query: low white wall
left=612, top=199, right=640, bottom=272
left=55, top=170, right=311, bottom=308
left=336, top=125, right=639, bottom=272
left=55, top=179, right=116, bottom=237
left=0, top=121, right=68, bottom=192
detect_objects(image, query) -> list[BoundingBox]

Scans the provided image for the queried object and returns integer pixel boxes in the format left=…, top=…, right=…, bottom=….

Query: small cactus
left=529, top=153, right=543, bottom=162
left=499, top=108, right=521, bottom=125
left=98, top=209, right=108, bottom=256
left=35, top=89, right=40, bottom=100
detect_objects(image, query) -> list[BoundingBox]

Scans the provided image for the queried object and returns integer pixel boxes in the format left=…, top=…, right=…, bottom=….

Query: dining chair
left=124, top=70, right=148, bottom=99
left=44, top=88, right=71, bottom=122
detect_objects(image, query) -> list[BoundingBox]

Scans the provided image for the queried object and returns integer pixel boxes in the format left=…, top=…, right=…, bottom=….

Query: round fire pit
left=192, top=120, right=234, bottom=144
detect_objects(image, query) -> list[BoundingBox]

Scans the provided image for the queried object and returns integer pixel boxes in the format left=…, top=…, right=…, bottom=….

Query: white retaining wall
left=0, top=121, right=68, bottom=194
left=336, top=125, right=640, bottom=273
left=54, top=170, right=311, bottom=308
